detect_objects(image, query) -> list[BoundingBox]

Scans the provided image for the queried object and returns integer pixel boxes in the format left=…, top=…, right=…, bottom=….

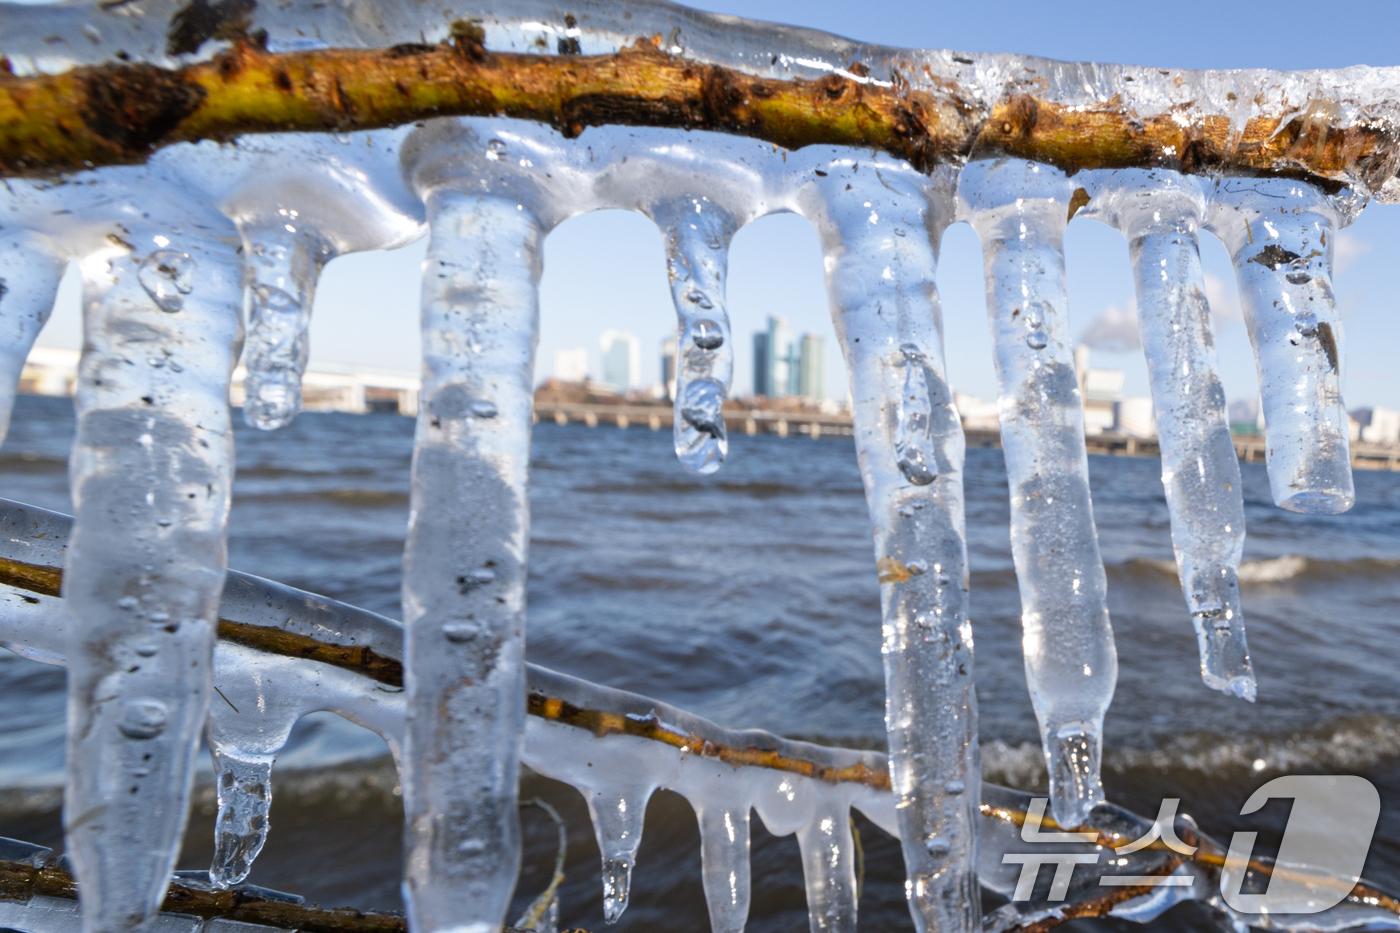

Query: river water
left=1, top=392, right=1398, bottom=931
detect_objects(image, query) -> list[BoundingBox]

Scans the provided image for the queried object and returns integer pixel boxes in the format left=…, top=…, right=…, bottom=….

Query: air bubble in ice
left=944, top=781, right=965, bottom=795
left=894, top=346, right=937, bottom=486
left=692, top=320, right=724, bottom=350
left=680, top=378, right=725, bottom=439
left=1025, top=331, right=1049, bottom=350
left=118, top=699, right=169, bottom=740
left=442, top=622, right=483, bottom=643
left=686, top=292, right=715, bottom=310
left=924, top=835, right=950, bottom=857
left=118, top=597, right=138, bottom=610
left=486, top=139, right=507, bottom=160
left=907, top=560, right=929, bottom=575
left=471, top=400, right=499, bottom=418
left=138, top=251, right=195, bottom=313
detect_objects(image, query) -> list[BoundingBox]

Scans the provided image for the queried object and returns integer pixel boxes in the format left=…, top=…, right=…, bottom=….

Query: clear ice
left=959, top=158, right=1117, bottom=828
left=801, top=158, right=980, bottom=930
left=1207, top=178, right=1355, bottom=514
left=1083, top=170, right=1254, bottom=700
left=652, top=198, right=736, bottom=475
left=0, top=230, right=66, bottom=447
left=64, top=172, right=244, bottom=933
left=0, top=1, right=1394, bottom=930
left=398, top=182, right=539, bottom=932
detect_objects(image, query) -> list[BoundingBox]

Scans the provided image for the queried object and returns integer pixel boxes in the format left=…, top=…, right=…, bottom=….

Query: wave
left=6, top=717, right=1400, bottom=817
left=1120, top=553, right=1400, bottom=586
left=985, top=714, right=1400, bottom=792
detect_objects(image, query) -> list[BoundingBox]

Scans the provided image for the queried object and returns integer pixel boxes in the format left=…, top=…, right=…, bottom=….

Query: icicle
left=1092, top=171, right=1254, bottom=700
left=650, top=197, right=736, bottom=475
left=399, top=188, right=539, bottom=933
left=585, top=784, right=656, bottom=923
left=239, top=229, right=325, bottom=431
left=204, top=639, right=307, bottom=887
left=794, top=804, right=858, bottom=933
left=695, top=803, right=751, bottom=933
left=958, top=157, right=1117, bottom=828
left=64, top=216, right=243, bottom=933
left=1206, top=178, right=1353, bottom=514
left=797, top=156, right=978, bottom=933
left=0, top=229, right=66, bottom=446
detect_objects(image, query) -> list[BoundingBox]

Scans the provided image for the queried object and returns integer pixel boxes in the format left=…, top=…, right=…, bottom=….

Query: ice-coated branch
left=1, top=15, right=1397, bottom=196
left=0, top=497, right=1398, bottom=933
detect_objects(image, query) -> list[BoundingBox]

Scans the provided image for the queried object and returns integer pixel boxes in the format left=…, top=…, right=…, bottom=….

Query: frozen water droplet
left=906, top=560, right=929, bottom=575
left=679, top=378, right=726, bottom=440
left=441, top=622, right=482, bottom=643
left=924, top=834, right=950, bottom=857
left=692, top=319, right=724, bottom=350
left=486, top=139, right=507, bottom=160
left=471, top=400, right=499, bottom=418
left=943, top=781, right=965, bottom=795
left=895, top=346, right=937, bottom=486
left=138, top=250, right=195, bottom=313
left=1025, top=330, right=1049, bottom=350
left=601, top=857, right=632, bottom=924
left=118, top=699, right=169, bottom=740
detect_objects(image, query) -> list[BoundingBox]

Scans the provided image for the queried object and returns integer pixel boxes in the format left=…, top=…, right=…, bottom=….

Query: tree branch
left=2, top=29, right=1395, bottom=191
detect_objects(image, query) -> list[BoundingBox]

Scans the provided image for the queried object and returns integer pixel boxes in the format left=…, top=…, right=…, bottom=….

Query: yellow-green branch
left=1, top=28, right=1396, bottom=191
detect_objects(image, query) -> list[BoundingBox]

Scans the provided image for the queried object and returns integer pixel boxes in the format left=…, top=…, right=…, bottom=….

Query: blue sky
left=34, top=0, right=1400, bottom=408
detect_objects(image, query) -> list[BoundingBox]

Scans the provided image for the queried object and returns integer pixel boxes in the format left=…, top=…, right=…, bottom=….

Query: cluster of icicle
left=0, top=1, right=1393, bottom=932
left=2, top=497, right=1399, bottom=933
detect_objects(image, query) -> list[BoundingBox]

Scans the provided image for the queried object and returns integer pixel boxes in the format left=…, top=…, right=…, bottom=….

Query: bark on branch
left=1, top=28, right=1396, bottom=191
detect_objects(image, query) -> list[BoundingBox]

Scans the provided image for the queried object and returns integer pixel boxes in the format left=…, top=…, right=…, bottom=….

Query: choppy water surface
left=2, top=393, right=1399, bottom=931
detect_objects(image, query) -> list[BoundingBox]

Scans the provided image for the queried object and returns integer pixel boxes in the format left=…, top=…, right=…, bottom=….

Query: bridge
left=532, top=401, right=1400, bottom=472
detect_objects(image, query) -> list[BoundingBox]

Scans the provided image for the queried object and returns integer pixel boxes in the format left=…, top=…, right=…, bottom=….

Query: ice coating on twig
left=239, top=230, right=322, bottom=430
left=797, top=156, right=979, bottom=932
left=0, top=229, right=66, bottom=447
left=1086, top=170, right=1254, bottom=700
left=652, top=197, right=735, bottom=475
left=958, top=158, right=1117, bottom=829
left=63, top=181, right=243, bottom=933
left=398, top=180, right=540, bottom=932
left=584, top=785, right=655, bottom=923
left=694, top=803, right=752, bottom=933
left=1207, top=178, right=1354, bottom=514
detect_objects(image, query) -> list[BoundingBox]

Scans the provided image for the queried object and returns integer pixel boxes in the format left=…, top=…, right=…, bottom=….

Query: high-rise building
left=798, top=333, right=825, bottom=400
left=552, top=347, right=588, bottom=383
left=599, top=329, right=640, bottom=391
left=753, top=316, right=798, bottom=397
left=752, top=331, right=769, bottom=397
left=753, top=317, right=825, bottom=399
left=660, top=336, right=678, bottom=400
